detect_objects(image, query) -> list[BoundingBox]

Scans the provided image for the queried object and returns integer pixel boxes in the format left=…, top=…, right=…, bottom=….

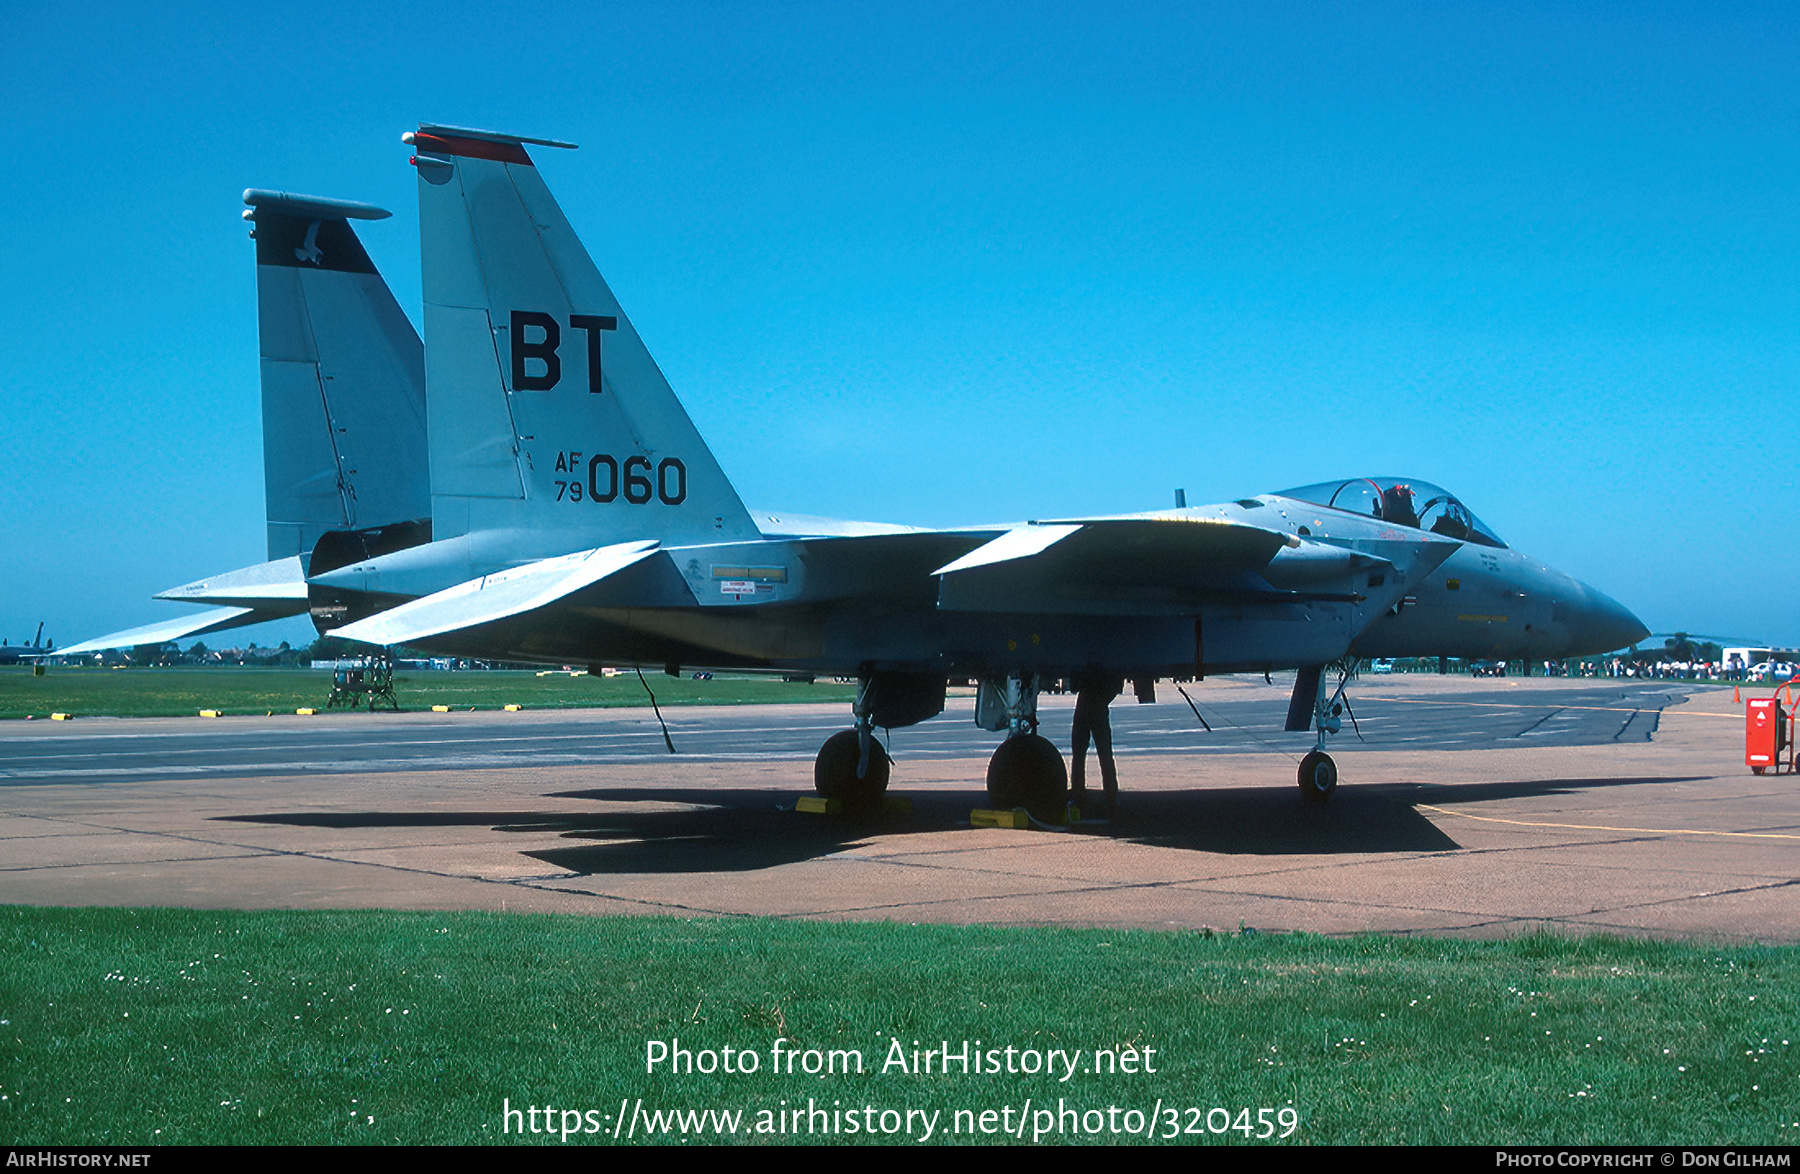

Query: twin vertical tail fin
left=405, top=125, right=759, bottom=555
left=58, top=191, right=429, bottom=655
left=244, top=190, right=430, bottom=561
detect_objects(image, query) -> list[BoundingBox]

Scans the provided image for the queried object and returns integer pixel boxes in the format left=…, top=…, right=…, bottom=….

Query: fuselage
left=313, top=477, right=1647, bottom=679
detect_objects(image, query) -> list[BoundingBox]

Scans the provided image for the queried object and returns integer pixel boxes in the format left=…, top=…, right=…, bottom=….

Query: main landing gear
left=978, top=671, right=1067, bottom=821
left=813, top=671, right=949, bottom=812
left=813, top=681, right=890, bottom=810
left=812, top=670, right=1069, bottom=821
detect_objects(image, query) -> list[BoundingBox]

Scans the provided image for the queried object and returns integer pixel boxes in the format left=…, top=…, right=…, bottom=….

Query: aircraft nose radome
left=1576, top=585, right=1650, bottom=655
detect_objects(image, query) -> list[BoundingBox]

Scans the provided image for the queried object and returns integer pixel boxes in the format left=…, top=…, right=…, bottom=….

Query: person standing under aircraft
left=1070, top=671, right=1124, bottom=813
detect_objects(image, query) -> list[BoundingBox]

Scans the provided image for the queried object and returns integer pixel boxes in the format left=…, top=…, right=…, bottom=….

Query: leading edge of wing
left=929, top=516, right=1423, bottom=613
left=328, top=540, right=660, bottom=647
left=934, top=516, right=1293, bottom=577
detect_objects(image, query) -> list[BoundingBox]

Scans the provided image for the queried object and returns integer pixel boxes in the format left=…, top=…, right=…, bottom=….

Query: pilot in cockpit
left=1273, top=479, right=1507, bottom=550
left=1379, top=483, right=1419, bottom=529
left=1427, top=506, right=1470, bottom=540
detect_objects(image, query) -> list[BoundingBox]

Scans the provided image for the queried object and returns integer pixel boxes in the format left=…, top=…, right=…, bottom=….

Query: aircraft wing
left=932, top=516, right=1322, bottom=614
left=57, top=606, right=276, bottom=655
left=329, top=540, right=661, bottom=647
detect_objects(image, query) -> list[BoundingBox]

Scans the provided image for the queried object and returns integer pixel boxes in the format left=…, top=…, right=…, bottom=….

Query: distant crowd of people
left=1379, top=657, right=1789, bottom=681
left=1588, top=658, right=1793, bottom=682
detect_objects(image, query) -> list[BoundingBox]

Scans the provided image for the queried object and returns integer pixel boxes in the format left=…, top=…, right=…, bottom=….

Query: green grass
left=1, top=908, right=1793, bottom=1145
left=0, top=665, right=855, bottom=719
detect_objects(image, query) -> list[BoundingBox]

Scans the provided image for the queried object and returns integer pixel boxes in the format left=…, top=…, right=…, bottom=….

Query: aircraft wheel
left=986, top=734, right=1068, bottom=822
left=814, top=730, right=891, bottom=810
left=1298, top=751, right=1338, bottom=802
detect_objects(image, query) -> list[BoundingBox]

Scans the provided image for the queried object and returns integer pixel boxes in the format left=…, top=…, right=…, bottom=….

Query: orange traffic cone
left=1734, top=684, right=1740, bottom=703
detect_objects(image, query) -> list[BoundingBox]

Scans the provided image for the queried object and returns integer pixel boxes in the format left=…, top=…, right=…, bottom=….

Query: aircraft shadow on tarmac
left=215, top=774, right=1702, bottom=874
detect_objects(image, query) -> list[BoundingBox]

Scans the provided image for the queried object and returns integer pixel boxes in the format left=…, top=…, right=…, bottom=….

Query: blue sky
left=3, top=1, right=1796, bottom=650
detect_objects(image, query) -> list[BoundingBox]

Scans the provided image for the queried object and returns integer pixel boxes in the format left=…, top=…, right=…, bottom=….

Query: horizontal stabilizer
left=330, top=540, right=661, bottom=647
left=154, top=556, right=310, bottom=608
left=58, top=607, right=268, bottom=655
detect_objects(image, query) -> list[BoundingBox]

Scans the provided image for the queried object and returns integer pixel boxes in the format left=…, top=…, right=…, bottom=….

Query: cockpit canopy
left=1273, top=478, right=1507, bottom=548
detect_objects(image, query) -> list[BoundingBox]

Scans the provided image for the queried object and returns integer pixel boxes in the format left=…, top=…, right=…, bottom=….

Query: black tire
left=814, top=729, right=891, bottom=809
left=986, top=734, right=1069, bottom=822
left=1298, top=750, right=1338, bottom=802
left=1752, top=766, right=1767, bottom=775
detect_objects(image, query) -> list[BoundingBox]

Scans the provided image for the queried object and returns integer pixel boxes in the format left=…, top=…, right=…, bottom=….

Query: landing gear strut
left=978, top=671, right=1067, bottom=820
left=813, top=680, right=890, bottom=809
left=1294, top=660, right=1361, bottom=802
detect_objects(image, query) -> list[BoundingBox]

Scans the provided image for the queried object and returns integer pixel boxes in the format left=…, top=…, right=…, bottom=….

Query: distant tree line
left=109, top=635, right=406, bottom=667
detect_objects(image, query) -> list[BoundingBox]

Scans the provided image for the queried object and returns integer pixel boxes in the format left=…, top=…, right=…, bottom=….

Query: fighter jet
left=61, top=191, right=432, bottom=656
left=313, top=125, right=1647, bottom=817
left=0, top=623, right=55, bottom=665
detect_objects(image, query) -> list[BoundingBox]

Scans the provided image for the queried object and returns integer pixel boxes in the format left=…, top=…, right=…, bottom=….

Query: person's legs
left=1070, top=694, right=1093, bottom=795
left=1094, top=705, right=1117, bottom=803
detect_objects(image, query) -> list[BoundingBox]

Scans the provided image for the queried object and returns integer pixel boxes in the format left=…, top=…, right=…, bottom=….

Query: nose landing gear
left=1297, top=749, right=1338, bottom=801
left=1293, top=659, right=1361, bottom=802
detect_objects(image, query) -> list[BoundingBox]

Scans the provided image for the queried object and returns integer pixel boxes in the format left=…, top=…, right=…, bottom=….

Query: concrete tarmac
left=1, top=675, right=1794, bottom=942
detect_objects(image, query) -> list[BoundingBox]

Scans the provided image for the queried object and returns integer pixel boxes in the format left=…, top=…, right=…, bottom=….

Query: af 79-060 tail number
left=552, top=451, right=687, bottom=506
left=516, top=309, right=690, bottom=507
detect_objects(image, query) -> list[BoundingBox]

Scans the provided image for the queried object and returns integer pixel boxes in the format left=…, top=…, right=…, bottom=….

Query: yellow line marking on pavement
left=1417, top=804, right=1800, bottom=841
